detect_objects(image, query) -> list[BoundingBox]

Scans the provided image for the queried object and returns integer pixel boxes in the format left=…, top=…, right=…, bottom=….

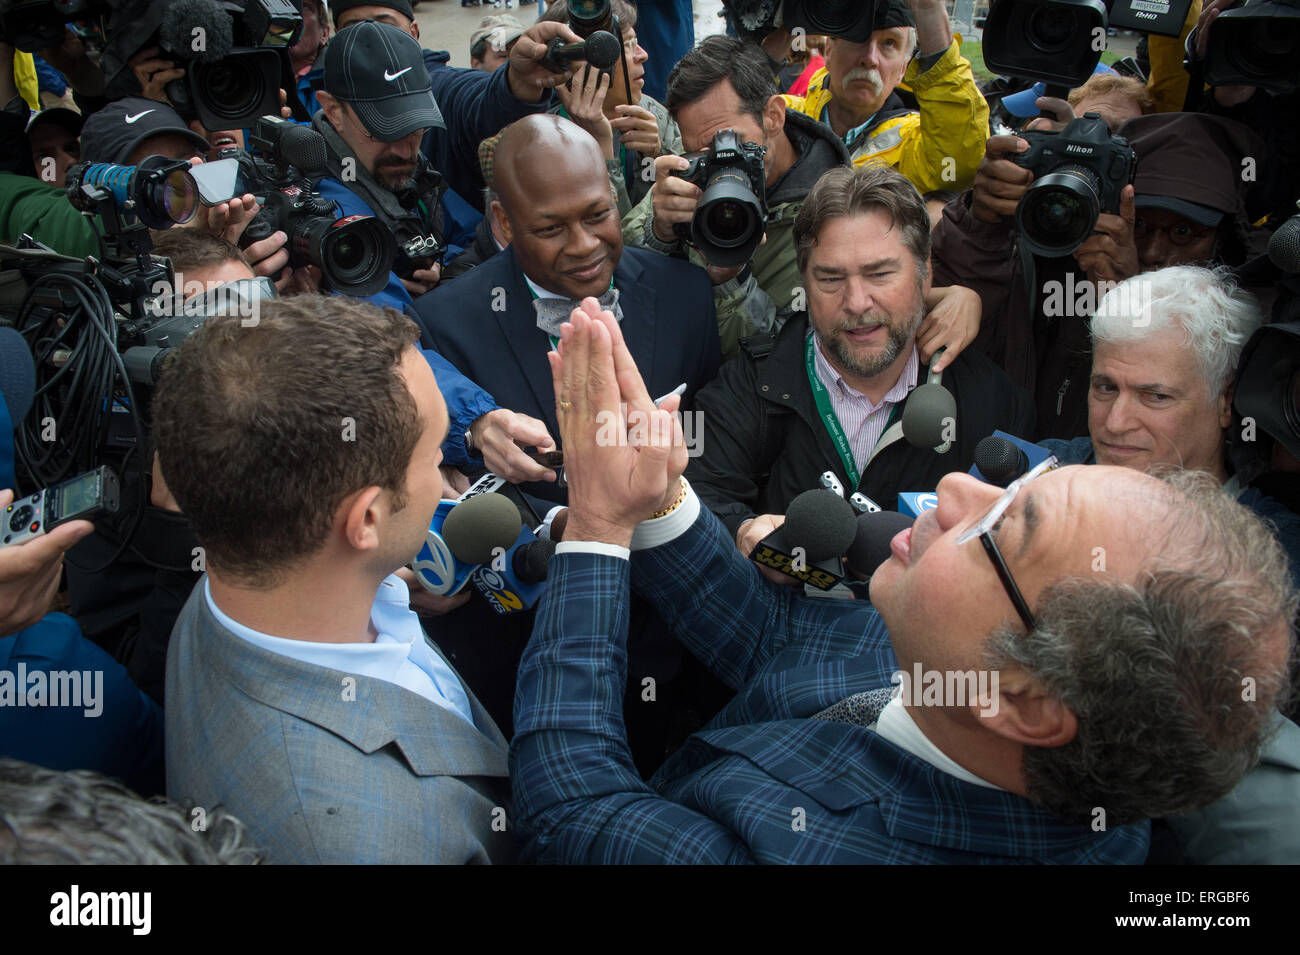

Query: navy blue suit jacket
left=411, top=246, right=722, bottom=504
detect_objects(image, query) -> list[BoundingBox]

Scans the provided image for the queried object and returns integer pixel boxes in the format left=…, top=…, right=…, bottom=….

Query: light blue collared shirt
left=205, top=574, right=475, bottom=727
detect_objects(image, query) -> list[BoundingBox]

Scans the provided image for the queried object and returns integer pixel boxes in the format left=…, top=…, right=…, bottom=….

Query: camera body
left=1010, top=113, right=1136, bottom=258
left=1197, top=0, right=1300, bottom=95
left=393, top=235, right=445, bottom=280
left=670, top=129, right=769, bottom=268
left=224, top=118, right=395, bottom=297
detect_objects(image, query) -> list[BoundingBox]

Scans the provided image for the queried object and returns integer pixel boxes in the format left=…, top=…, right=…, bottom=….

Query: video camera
left=1191, top=0, right=1300, bottom=95
left=670, top=129, right=769, bottom=269
left=222, top=116, right=395, bottom=297
left=983, top=0, right=1193, bottom=90
left=1010, top=113, right=1136, bottom=258
left=157, top=0, right=302, bottom=131
left=0, top=0, right=110, bottom=51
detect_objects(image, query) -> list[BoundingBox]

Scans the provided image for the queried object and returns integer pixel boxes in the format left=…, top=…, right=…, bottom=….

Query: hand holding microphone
left=540, top=30, right=623, bottom=74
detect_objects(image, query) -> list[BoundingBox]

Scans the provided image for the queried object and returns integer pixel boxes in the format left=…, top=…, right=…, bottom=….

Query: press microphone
left=901, top=383, right=956, bottom=451
left=973, top=435, right=1028, bottom=487
left=541, top=29, right=623, bottom=73
left=470, top=530, right=557, bottom=614
left=749, top=488, right=856, bottom=590
left=845, top=510, right=915, bottom=580
left=1268, top=205, right=1300, bottom=274
left=968, top=431, right=1053, bottom=486
left=410, top=476, right=523, bottom=596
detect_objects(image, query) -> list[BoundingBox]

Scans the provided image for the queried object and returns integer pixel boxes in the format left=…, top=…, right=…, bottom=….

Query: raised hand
left=547, top=299, right=685, bottom=546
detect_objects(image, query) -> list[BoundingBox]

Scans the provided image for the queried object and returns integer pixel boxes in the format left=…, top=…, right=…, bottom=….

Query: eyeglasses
left=621, top=33, right=642, bottom=56
left=954, top=455, right=1059, bottom=632
left=1133, top=216, right=1215, bottom=247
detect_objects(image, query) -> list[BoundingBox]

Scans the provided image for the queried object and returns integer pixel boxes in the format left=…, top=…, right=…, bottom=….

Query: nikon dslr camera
left=1010, top=114, right=1137, bottom=258
left=669, top=129, right=768, bottom=268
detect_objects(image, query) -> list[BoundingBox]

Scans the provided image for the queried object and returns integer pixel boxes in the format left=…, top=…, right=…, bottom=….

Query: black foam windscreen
left=1268, top=212, right=1300, bottom=274
left=582, top=30, right=623, bottom=69
left=514, top=537, right=557, bottom=584
left=783, top=488, right=857, bottom=562
left=278, top=123, right=328, bottom=176
left=0, top=327, right=35, bottom=425
left=845, top=510, right=914, bottom=578
left=973, top=435, right=1029, bottom=487
left=160, top=0, right=234, bottom=63
left=441, top=494, right=522, bottom=565
left=901, top=382, right=956, bottom=449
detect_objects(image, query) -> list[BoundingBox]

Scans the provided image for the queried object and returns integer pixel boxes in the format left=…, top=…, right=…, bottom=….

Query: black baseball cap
left=25, top=107, right=84, bottom=139
left=79, top=98, right=210, bottom=164
left=324, top=20, right=445, bottom=142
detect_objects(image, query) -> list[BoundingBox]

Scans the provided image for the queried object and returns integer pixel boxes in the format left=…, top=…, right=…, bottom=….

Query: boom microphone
left=901, top=383, right=956, bottom=450
left=541, top=30, right=623, bottom=72
left=845, top=511, right=914, bottom=580
left=160, top=0, right=235, bottom=63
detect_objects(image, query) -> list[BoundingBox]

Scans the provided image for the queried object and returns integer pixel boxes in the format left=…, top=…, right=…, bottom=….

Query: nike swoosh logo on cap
left=384, top=67, right=413, bottom=81
left=124, top=110, right=155, bottom=124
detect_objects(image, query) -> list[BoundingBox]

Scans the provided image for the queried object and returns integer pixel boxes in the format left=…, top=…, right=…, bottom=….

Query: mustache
left=844, top=67, right=884, bottom=93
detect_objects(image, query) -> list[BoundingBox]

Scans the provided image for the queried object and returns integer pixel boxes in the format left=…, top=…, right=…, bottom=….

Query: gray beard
left=822, top=299, right=926, bottom=380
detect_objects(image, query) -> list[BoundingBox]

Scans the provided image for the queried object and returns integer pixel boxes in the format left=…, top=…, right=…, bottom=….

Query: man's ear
left=491, top=199, right=513, bottom=245
left=763, top=94, right=787, bottom=139
left=409, top=20, right=420, bottom=41
left=977, top=666, right=1078, bottom=749
left=1217, top=382, right=1235, bottom=431
left=317, top=91, right=343, bottom=128
left=341, top=485, right=385, bottom=555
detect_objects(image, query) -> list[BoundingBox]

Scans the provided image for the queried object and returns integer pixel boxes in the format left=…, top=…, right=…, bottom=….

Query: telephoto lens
left=65, top=157, right=199, bottom=230
left=568, top=0, right=614, bottom=35
left=695, top=169, right=766, bottom=267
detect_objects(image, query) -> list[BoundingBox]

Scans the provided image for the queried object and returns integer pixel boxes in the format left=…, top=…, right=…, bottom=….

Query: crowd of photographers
left=0, top=0, right=1298, bottom=866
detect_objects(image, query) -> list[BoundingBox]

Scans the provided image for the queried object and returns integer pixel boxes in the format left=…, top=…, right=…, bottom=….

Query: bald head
left=492, top=114, right=610, bottom=214
left=489, top=114, right=624, bottom=300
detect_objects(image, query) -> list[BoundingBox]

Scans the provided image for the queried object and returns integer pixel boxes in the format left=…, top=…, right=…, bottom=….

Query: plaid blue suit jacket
left=511, top=504, right=1151, bottom=864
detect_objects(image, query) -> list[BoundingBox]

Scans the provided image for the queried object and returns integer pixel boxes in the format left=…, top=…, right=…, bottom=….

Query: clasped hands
left=547, top=298, right=689, bottom=549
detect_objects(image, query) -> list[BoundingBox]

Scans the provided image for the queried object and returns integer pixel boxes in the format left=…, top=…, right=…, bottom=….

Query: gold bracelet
left=648, top=477, right=689, bottom=520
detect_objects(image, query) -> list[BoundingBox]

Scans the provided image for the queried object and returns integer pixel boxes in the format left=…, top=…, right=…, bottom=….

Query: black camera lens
left=1027, top=5, right=1080, bottom=54
left=1016, top=166, right=1102, bottom=258
left=1226, top=19, right=1300, bottom=82
left=291, top=215, right=395, bottom=297
left=195, top=61, right=270, bottom=126
left=692, top=168, right=764, bottom=268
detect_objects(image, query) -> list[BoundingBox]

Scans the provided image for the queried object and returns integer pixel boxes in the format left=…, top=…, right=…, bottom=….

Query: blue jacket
left=511, top=499, right=1151, bottom=863
left=1, top=613, right=164, bottom=796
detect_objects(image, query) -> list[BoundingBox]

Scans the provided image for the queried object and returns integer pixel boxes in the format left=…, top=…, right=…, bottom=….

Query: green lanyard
left=805, top=334, right=861, bottom=489
left=804, top=335, right=904, bottom=490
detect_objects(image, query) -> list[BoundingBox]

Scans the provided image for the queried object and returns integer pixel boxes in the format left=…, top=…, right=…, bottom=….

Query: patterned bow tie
left=810, top=685, right=899, bottom=726
left=533, top=288, right=623, bottom=337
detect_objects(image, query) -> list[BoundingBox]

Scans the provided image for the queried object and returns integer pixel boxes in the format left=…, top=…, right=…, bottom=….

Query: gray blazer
left=165, top=580, right=515, bottom=864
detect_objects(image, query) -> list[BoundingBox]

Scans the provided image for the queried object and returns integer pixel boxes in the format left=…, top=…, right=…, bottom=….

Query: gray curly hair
left=0, top=759, right=264, bottom=864
left=984, top=468, right=1298, bottom=826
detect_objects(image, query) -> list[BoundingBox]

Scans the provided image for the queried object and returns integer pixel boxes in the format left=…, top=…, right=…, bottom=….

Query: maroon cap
left=1120, top=113, right=1266, bottom=225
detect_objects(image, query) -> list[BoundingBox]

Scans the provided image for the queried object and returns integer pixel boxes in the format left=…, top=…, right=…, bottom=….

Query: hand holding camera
left=970, top=134, right=1034, bottom=224
left=1072, top=184, right=1140, bottom=284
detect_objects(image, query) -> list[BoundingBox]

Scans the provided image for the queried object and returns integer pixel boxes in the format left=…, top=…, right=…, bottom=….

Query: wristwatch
left=464, top=427, right=482, bottom=458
